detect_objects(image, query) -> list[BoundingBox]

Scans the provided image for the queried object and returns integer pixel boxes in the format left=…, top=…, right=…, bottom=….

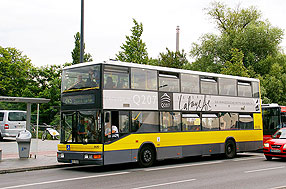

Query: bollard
left=0, top=149, right=2, bottom=161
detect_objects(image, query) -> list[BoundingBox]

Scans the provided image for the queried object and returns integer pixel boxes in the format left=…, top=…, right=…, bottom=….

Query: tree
left=71, top=32, right=93, bottom=64
left=0, top=46, right=33, bottom=97
left=221, top=48, right=249, bottom=77
left=190, top=2, right=284, bottom=75
left=156, top=48, right=189, bottom=69
left=116, top=19, right=149, bottom=64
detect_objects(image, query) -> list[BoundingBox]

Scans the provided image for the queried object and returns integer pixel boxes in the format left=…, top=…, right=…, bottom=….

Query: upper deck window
left=181, top=74, right=199, bottom=93
left=104, top=66, right=129, bottom=89
left=62, top=65, right=100, bottom=92
left=200, top=77, right=218, bottom=95
left=159, top=72, right=180, bottom=92
left=252, top=81, right=259, bottom=98
left=131, top=68, right=157, bottom=90
left=218, top=78, right=237, bottom=96
left=238, top=81, right=252, bottom=97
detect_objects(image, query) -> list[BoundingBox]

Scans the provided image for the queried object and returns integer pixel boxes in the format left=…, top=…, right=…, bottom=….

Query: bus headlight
left=57, top=153, right=64, bottom=158
left=264, top=143, right=269, bottom=148
left=283, top=144, right=286, bottom=149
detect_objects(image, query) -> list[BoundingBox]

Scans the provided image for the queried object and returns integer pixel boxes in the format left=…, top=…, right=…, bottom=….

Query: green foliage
left=155, top=48, right=189, bottom=69
left=190, top=2, right=286, bottom=105
left=71, top=32, right=93, bottom=64
left=0, top=46, right=33, bottom=97
left=190, top=2, right=283, bottom=75
left=116, top=19, right=149, bottom=64
left=221, top=48, right=249, bottom=77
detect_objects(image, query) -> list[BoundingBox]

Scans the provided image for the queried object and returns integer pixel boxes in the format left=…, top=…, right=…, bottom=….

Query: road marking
left=232, top=156, right=265, bottom=161
left=144, top=160, right=223, bottom=172
left=269, top=185, right=286, bottom=189
left=245, top=166, right=285, bottom=173
left=0, top=172, right=130, bottom=189
left=131, top=178, right=196, bottom=189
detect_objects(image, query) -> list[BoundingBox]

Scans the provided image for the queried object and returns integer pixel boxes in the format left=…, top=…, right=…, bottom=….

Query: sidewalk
left=0, top=138, right=68, bottom=174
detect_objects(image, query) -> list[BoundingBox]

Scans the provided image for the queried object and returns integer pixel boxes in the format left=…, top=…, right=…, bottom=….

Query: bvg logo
left=161, top=93, right=171, bottom=108
left=159, top=92, right=173, bottom=110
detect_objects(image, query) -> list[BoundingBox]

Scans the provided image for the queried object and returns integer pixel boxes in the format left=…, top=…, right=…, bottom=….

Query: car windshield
left=272, top=129, right=286, bottom=139
left=62, top=65, right=100, bottom=92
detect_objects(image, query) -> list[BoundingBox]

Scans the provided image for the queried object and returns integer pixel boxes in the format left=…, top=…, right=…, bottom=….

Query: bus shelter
left=0, top=96, right=50, bottom=131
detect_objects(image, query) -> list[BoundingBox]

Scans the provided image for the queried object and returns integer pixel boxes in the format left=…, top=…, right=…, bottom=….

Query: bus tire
left=225, top=139, right=236, bottom=159
left=138, top=145, right=155, bottom=168
left=265, top=156, right=272, bottom=161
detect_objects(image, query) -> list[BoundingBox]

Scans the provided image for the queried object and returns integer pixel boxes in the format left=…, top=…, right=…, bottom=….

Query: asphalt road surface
left=1, top=152, right=286, bottom=189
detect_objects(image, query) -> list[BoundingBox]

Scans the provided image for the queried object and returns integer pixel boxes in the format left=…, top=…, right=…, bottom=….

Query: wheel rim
left=143, top=149, right=152, bottom=163
left=226, top=141, right=235, bottom=157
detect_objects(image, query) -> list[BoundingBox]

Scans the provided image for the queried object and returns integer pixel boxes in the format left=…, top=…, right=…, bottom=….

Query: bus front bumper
left=57, top=151, right=103, bottom=165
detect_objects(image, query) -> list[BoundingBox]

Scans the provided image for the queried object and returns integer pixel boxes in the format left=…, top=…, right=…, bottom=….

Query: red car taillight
left=4, top=124, right=9, bottom=129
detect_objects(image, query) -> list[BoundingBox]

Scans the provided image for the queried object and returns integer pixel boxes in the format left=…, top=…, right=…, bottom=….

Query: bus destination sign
left=62, top=94, right=95, bottom=105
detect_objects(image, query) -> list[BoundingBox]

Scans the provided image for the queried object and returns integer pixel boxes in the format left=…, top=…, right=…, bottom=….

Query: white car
left=0, top=110, right=26, bottom=140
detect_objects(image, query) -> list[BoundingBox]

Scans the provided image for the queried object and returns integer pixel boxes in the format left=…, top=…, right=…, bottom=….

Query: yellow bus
left=57, top=60, right=263, bottom=167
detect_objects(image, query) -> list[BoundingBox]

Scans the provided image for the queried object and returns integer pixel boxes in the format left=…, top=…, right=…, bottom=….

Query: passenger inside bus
left=77, top=118, right=86, bottom=141
left=71, top=75, right=85, bottom=89
left=105, top=122, right=119, bottom=139
left=86, top=70, right=99, bottom=88
left=105, top=77, right=115, bottom=89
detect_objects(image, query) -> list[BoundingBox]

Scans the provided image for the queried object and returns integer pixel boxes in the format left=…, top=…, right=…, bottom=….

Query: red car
left=264, top=128, right=286, bottom=160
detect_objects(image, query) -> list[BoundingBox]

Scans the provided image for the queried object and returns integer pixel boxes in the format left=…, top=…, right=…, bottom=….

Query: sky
left=1, top=0, right=286, bottom=67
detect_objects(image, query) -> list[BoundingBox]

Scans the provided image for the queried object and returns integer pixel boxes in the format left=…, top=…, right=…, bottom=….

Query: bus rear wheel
left=138, top=145, right=155, bottom=167
left=225, top=140, right=236, bottom=159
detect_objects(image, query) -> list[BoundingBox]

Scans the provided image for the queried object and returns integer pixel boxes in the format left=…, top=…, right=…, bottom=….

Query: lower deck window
left=182, top=113, right=201, bottom=131
left=160, top=112, right=181, bottom=132
left=131, top=111, right=159, bottom=132
left=239, top=114, right=254, bottom=129
left=219, top=113, right=239, bottom=130
left=202, top=114, right=219, bottom=131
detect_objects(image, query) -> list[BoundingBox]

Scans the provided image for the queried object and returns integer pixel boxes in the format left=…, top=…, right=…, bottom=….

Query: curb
left=0, top=164, right=75, bottom=174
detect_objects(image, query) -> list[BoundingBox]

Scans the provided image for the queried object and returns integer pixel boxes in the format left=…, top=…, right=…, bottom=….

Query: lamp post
left=80, top=0, right=84, bottom=63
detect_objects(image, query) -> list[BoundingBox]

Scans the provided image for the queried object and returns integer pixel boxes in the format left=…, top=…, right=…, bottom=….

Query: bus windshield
left=262, top=107, right=280, bottom=135
left=61, top=110, right=102, bottom=144
left=62, top=65, right=100, bottom=92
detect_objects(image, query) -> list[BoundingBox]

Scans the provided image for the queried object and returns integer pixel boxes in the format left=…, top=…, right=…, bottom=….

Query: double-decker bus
left=57, top=60, right=263, bottom=167
left=262, top=104, right=286, bottom=143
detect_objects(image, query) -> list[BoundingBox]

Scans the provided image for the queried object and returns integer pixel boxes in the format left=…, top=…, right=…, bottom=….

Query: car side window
left=0, top=112, right=4, bottom=121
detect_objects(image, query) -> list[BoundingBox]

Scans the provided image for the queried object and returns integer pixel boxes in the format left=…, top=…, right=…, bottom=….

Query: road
left=1, top=152, right=286, bottom=189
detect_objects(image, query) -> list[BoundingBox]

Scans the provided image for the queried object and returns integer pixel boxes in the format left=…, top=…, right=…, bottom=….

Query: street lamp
left=80, top=0, right=84, bottom=63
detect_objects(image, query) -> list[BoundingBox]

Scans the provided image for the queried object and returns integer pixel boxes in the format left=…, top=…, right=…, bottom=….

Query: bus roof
left=63, top=60, right=259, bottom=82
left=262, top=104, right=280, bottom=108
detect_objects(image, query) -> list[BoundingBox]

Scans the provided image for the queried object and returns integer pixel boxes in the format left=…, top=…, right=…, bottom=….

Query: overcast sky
left=1, top=0, right=286, bottom=67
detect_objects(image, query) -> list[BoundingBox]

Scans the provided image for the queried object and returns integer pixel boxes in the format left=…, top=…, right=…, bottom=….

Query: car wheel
left=225, top=139, right=236, bottom=159
left=265, top=156, right=272, bottom=161
left=0, top=133, right=3, bottom=141
left=138, top=145, right=155, bottom=168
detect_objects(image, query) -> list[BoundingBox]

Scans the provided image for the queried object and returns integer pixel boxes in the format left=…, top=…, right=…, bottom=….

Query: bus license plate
left=270, top=149, right=281, bottom=153
left=71, top=160, right=79, bottom=164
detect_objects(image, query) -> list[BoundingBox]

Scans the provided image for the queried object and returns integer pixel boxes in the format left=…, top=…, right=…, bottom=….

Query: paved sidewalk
left=0, top=138, right=68, bottom=174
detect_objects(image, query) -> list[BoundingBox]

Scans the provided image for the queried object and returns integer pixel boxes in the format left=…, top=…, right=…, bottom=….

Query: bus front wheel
left=138, top=145, right=155, bottom=168
left=225, top=139, right=236, bottom=159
